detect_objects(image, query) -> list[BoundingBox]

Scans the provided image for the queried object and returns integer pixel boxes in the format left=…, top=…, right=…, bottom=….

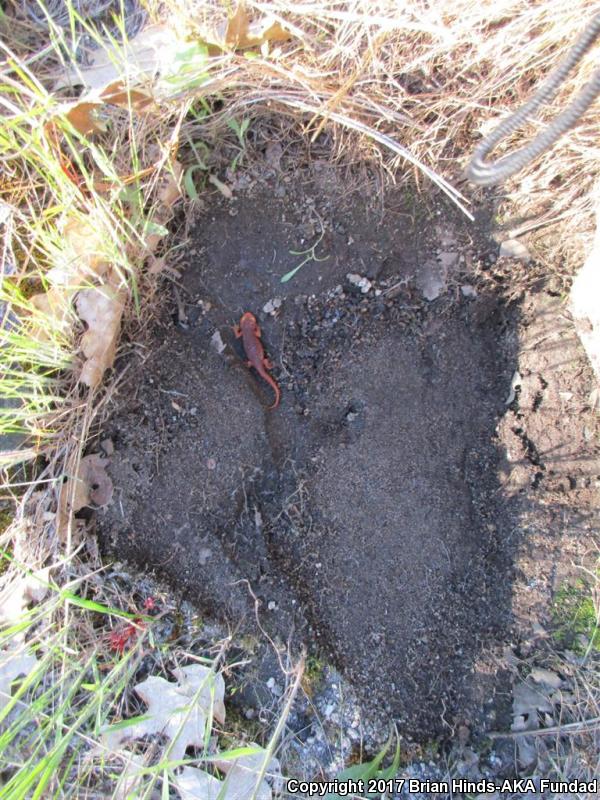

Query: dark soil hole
left=98, top=156, right=599, bottom=740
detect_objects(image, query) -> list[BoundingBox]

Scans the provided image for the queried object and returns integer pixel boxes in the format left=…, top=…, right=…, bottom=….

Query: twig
left=488, top=716, right=600, bottom=739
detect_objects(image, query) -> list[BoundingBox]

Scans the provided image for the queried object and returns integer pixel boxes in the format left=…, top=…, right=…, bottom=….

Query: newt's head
left=240, top=311, right=258, bottom=328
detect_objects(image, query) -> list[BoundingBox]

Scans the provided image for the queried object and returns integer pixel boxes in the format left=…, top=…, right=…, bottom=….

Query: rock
left=210, top=330, right=226, bottom=354
left=263, top=298, right=283, bottom=316
left=100, top=438, right=115, bottom=456
left=505, top=370, right=522, bottom=405
left=438, top=251, right=459, bottom=271
left=499, top=238, right=531, bottom=262
left=461, top=284, right=477, bottom=298
left=346, top=273, right=372, bottom=294
left=530, top=667, right=562, bottom=688
left=416, top=259, right=445, bottom=301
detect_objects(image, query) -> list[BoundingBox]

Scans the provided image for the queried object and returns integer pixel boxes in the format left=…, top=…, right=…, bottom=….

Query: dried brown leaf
left=100, top=81, right=153, bottom=110
left=243, top=18, right=291, bottom=48
left=208, top=5, right=292, bottom=51
left=83, top=453, right=114, bottom=506
left=76, top=280, right=126, bottom=387
left=60, top=453, right=113, bottom=515
left=63, top=216, right=111, bottom=279
left=529, top=667, right=563, bottom=689
left=57, top=453, right=112, bottom=539
left=29, top=288, right=73, bottom=344
left=224, top=4, right=250, bottom=47
left=113, top=751, right=146, bottom=799
left=0, top=568, right=51, bottom=627
left=64, top=101, right=105, bottom=135
left=55, top=24, right=180, bottom=93
left=148, top=256, right=166, bottom=274
left=158, top=160, right=183, bottom=207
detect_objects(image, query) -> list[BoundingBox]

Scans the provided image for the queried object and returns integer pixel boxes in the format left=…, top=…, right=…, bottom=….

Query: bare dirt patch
left=97, top=156, right=600, bottom=743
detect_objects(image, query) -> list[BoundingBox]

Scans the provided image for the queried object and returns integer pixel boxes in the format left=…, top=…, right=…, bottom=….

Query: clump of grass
left=553, top=576, right=600, bottom=654
left=0, top=562, right=149, bottom=797
left=168, top=0, right=600, bottom=263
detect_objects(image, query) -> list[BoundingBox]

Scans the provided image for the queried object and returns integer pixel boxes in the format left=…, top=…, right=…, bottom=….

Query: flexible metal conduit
left=466, top=12, right=600, bottom=186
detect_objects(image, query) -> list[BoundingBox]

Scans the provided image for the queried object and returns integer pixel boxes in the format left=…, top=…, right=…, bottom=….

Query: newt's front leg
left=233, top=324, right=242, bottom=338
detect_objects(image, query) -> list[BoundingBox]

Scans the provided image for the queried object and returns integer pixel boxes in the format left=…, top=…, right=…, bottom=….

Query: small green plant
left=301, top=653, right=326, bottom=696
left=552, top=579, right=600, bottom=653
left=324, top=735, right=401, bottom=800
left=226, top=117, right=251, bottom=170
left=281, top=215, right=329, bottom=283
left=184, top=139, right=210, bottom=201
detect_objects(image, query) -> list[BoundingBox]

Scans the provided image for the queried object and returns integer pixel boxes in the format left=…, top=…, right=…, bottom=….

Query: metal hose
left=466, top=12, right=600, bottom=186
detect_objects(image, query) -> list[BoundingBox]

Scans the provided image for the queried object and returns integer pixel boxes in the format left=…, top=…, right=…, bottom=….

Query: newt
left=234, top=311, right=281, bottom=409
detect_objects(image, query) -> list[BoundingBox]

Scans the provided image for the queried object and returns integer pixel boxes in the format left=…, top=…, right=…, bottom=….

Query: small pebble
left=499, top=238, right=531, bottom=262
left=263, top=297, right=283, bottom=316
left=346, top=273, right=372, bottom=294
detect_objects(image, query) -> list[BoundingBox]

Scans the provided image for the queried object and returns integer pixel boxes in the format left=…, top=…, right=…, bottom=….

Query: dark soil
left=97, top=156, right=600, bottom=742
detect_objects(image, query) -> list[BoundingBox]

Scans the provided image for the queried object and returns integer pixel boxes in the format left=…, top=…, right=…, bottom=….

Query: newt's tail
left=267, top=377, right=280, bottom=410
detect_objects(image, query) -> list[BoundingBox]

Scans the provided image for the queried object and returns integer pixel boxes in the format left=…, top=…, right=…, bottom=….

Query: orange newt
left=234, top=311, right=281, bottom=410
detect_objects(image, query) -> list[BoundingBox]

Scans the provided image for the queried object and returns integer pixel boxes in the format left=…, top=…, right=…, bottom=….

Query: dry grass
left=166, top=0, right=600, bottom=258
left=1, top=0, right=600, bottom=794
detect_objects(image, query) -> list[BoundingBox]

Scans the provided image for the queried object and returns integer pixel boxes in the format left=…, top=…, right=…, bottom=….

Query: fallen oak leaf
left=529, top=667, right=563, bottom=689
left=224, top=4, right=249, bottom=47
left=63, top=101, right=105, bottom=135
left=241, top=18, right=292, bottom=48
left=54, top=24, right=209, bottom=107
left=0, top=568, right=51, bottom=627
left=175, top=767, right=223, bottom=800
left=113, top=750, right=146, bottom=799
left=29, top=287, right=74, bottom=342
left=215, top=747, right=280, bottom=800
left=0, top=648, right=38, bottom=714
left=58, top=452, right=113, bottom=538
left=171, top=664, right=226, bottom=725
left=175, top=747, right=279, bottom=800
left=200, top=5, right=292, bottom=54
left=103, top=664, right=225, bottom=762
left=83, top=453, right=114, bottom=506
left=76, top=280, right=127, bottom=388
left=54, top=24, right=180, bottom=94
left=158, top=160, right=183, bottom=207
left=56, top=215, right=112, bottom=284
left=100, top=80, right=154, bottom=110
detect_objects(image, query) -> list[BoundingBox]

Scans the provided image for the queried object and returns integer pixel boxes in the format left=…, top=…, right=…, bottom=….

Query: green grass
left=552, top=579, right=600, bottom=653
left=0, top=586, right=149, bottom=797
left=0, top=555, right=262, bottom=799
left=0, top=1, right=207, bottom=462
